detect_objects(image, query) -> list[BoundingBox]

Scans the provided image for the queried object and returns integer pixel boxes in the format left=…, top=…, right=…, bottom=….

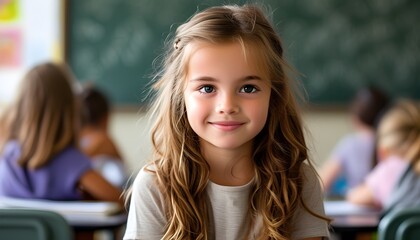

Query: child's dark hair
left=80, top=86, right=110, bottom=126
left=350, top=85, right=390, bottom=129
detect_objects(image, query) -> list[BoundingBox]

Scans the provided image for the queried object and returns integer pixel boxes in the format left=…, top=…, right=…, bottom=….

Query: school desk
left=0, top=197, right=127, bottom=240
left=324, top=200, right=381, bottom=240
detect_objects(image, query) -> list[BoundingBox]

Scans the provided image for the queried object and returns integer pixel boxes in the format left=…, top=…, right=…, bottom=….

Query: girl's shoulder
left=50, top=145, right=93, bottom=170
left=370, top=155, right=408, bottom=179
left=2, top=140, right=20, bottom=151
left=301, top=162, right=323, bottom=199
left=59, top=145, right=90, bottom=159
left=301, top=162, right=317, bottom=179
left=339, top=131, right=374, bottom=147
left=130, top=164, right=166, bottom=208
left=132, top=164, right=159, bottom=189
left=0, top=140, right=22, bottom=162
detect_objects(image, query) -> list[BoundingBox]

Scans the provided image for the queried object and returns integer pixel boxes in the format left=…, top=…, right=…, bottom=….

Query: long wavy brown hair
left=143, top=4, right=328, bottom=239
left=0, top=62, right=78, bottom=169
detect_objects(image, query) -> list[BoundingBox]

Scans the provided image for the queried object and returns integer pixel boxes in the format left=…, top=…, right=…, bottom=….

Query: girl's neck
left=201, top=141, right=255, bottom=186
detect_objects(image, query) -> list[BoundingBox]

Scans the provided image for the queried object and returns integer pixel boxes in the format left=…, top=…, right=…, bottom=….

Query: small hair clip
left=174, top=38, right=181, bottom=50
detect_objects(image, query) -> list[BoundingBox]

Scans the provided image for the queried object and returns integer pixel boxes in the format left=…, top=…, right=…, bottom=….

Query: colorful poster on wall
left=0, top=28, right=21, bottom=67
left=0, top=0, right=19, bottom=22
left=0, top=0, right=61, bottom=104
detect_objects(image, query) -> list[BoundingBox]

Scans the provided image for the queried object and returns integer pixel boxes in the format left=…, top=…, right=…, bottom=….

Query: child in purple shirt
left=0, top=141, right=92, bottom=200
left=0, top=62, right=123, bottom=206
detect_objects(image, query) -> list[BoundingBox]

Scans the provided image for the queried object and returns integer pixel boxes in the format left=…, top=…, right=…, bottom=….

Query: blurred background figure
left=79, top=85, right=127, bottom=188
left=0, top=62, right=123, bottom=205
left=347, top=100, right=420, bottom=214
left=320, top=85, right=390, bottom=198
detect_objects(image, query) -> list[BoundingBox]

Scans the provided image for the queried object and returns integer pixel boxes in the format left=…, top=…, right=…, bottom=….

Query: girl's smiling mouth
left=209, top=121, right=245, bottom=131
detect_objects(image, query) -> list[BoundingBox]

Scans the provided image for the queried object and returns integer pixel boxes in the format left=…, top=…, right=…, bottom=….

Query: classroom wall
left=109, top=110, right=353, bottom=175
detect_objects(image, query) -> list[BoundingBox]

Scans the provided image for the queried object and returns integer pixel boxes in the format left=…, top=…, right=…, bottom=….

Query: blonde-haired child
left=0, top=62, right=123, bottom=207
left=347, top=100, right=420, bottom=211
left=124, top=4, right=330, bottom=240
left=378, top=100, right=420, bottom=215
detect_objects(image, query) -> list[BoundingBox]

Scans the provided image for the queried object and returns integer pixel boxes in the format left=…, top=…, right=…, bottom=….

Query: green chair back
left=378, top=207, right=420, bottom=240
left=0, top=208, right=73, bottom=240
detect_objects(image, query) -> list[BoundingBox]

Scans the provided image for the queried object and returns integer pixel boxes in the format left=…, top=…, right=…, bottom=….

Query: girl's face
left=183, top=41, right=271, bottom=152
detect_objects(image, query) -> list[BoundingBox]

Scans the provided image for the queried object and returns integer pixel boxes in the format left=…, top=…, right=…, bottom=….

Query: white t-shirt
left=124, top=163, right=330, bottom=240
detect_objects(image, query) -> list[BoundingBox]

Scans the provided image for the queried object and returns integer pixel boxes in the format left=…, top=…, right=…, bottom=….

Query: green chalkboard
left=66, top=0, right=420, bottom=106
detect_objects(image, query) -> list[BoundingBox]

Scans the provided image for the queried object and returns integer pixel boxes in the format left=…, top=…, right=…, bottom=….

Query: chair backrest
left=378, top=207, right=420, bottom=240
left=0, top=208, right=73, bottom=240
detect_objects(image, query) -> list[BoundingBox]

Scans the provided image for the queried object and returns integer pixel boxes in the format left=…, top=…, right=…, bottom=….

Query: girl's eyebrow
left=189, top=75, right=262, bottom=82
left=189, top=76, right=216, bottom=82
left=243, top=75, right=262, bottom=81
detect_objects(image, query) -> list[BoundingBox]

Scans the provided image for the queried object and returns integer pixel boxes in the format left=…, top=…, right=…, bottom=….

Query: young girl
left=0, top=62, right=123, bottom=207
left=347, top=100, right=420, bottom=211
left=124, top=5, right=330, bottom=240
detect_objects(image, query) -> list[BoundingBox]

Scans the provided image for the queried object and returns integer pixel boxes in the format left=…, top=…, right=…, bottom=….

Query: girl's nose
left=216, top=94, right=239, bottom=114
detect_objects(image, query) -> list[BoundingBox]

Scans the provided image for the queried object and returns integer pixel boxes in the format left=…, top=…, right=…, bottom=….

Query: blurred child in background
left=79, top=85, right=127, bottom=188
left=320, top=85, right=390, bottom=198
left=0, top=62, right=123, bottom=206
left=347, top=100, right=420, bottom=213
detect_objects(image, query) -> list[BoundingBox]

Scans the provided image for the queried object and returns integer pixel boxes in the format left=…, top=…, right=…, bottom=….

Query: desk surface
left=324, top=200, right=380, bottom=239
left=324, top=200, right=381, bottom=216
left=331, top=215, right=378, bottom=232
left=65, top=212, right=127, bottom=229
left=0, top=197, right=127, bottom=230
